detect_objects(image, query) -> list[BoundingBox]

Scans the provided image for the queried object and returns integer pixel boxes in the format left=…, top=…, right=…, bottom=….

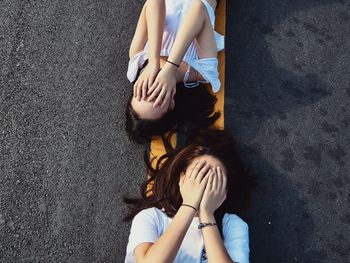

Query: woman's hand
left=147, top=63, right=177, bottom=108
left=199, top=167, right=227, bottom=217
left=199, top=167, right=235, bottom=263
left=133, top=60, right=160, bottom=101
left=179, top=160, right=211, bottom=210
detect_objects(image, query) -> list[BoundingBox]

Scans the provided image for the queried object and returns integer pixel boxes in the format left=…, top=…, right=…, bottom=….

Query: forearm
left=146, top=0, right=165, bottom=64
left=141, top=206, right=195, bottom=262
left=200, top=213, right=234, bottom=263
left=167, top=1, right=205, bottom=65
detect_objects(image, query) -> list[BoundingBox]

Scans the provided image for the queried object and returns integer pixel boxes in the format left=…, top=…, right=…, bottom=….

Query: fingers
left=217, top=167, right=223, bottom=192
left=200, top=171, right=212, bottom=191
left=212, top=169, right=218, bottom=191
left=148, top=79, right=159, bottom=96
left=149, top=72, right=157, bottom=88
left=153, top=87, right=167, bottom=108
left=133, top=80, right=138, bottom=98
left=170, top=98, right=175, bottom=109
left=218, top=167, right=227, bottom=193
left=170, top=88, right=176, bottom=108
left=135, top=80, right=143, bottom=101
left=209, top=170, right=214, bottom=186
left=189, top=161, right=205, bottom=179
left=146, top=71, right=159, bottom=99
left=148, top=84, right=161, bottom=102
left=195, top=163, right=211, bottom=182
left=141, top=79, right=148, bottom=100
left=161, top=89, right=172, bottom=108
left=133, top=81, right=137, bottom=97
left=134, top=64, right=161, bottom=100
left=203, top=169, right=214, bottom=187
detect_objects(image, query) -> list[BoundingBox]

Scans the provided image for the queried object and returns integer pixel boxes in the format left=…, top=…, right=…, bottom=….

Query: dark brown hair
left=124, top=129, right=257, bottom=235
left=125, top=61, right=220, bottom=144
left=125, top=83, right=220, bottom=144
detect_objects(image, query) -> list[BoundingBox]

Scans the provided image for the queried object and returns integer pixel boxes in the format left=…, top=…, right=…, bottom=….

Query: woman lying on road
left=126, top=0, right=224, bottom=143
left=124, top=129, right=256, bottom=263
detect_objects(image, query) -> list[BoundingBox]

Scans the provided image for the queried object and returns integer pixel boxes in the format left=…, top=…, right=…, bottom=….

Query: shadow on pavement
left=226, top=0, right=350, bottom=262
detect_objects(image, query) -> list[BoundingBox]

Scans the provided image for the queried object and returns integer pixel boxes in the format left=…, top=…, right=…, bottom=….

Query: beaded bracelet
left=198, top=222, right=217, bottom=229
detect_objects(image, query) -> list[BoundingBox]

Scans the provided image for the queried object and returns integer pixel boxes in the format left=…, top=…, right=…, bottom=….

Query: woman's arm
left=132, top=0, right=165, bottom=100
left=147, top=0, right=210, bottom=107
left=199, top=167, right=234, bottom=263
left=165, top=0, right=208, bottom=67
left=134, top=161, right=211, bottom=263
left=134, top=206, right=196, bottom=263
left=200, top=213, right=235, bottom=263
left=145, top=0, right=165, bottom=64
left=129, top=0, right=164, bottom=60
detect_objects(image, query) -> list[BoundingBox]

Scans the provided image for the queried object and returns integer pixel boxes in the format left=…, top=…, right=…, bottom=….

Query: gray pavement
left=0, top=0, right=349, bottom=262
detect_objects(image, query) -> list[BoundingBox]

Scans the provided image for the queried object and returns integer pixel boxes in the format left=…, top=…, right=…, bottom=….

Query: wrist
left=199, top=211, right=215, bottom=222
left=167, top=56, right=181, bottom=67
left=163, top=60, right=179, bottom=74
left=179, top=204, right=197, bottom=216
left=182, top=200, right=199, bottom=210
left=148, top=57, right=160, bottom=67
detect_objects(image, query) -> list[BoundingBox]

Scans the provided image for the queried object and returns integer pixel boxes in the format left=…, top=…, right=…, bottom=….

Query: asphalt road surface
left=1, top=0, right=349, bottom=262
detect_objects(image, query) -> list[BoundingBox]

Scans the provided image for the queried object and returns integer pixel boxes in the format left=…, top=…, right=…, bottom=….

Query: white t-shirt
left=125, top=207, right=250, bottom=263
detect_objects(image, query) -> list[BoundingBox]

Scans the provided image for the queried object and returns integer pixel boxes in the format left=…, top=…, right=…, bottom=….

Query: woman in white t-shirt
left=124, top=129, right=256, bottom=262
left=125, top=0, right=224, bottom=144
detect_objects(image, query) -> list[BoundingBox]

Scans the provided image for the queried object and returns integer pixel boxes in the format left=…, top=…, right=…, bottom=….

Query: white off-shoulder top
left=127, top=0, right=225, bottom=93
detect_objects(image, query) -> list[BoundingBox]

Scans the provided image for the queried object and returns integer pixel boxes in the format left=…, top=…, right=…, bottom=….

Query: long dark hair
left=124, top=129, right=257, bottom=236
left=125, top=62, right=220, bottom=144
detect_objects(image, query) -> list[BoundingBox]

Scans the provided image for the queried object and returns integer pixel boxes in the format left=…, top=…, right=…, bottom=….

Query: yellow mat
left=150, top=0, right=226, bottom=166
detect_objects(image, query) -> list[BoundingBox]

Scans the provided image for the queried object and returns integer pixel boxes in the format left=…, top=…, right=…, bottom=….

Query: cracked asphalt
left=1, top=0, right=349, bottom=262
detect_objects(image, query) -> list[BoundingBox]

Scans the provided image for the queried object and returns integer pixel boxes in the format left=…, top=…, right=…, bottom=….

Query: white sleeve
left=222, top=214, right=250, bottom=263
left=126, top=50, right=147, bottom=83
left=125, top=208, right=160, bottom=262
